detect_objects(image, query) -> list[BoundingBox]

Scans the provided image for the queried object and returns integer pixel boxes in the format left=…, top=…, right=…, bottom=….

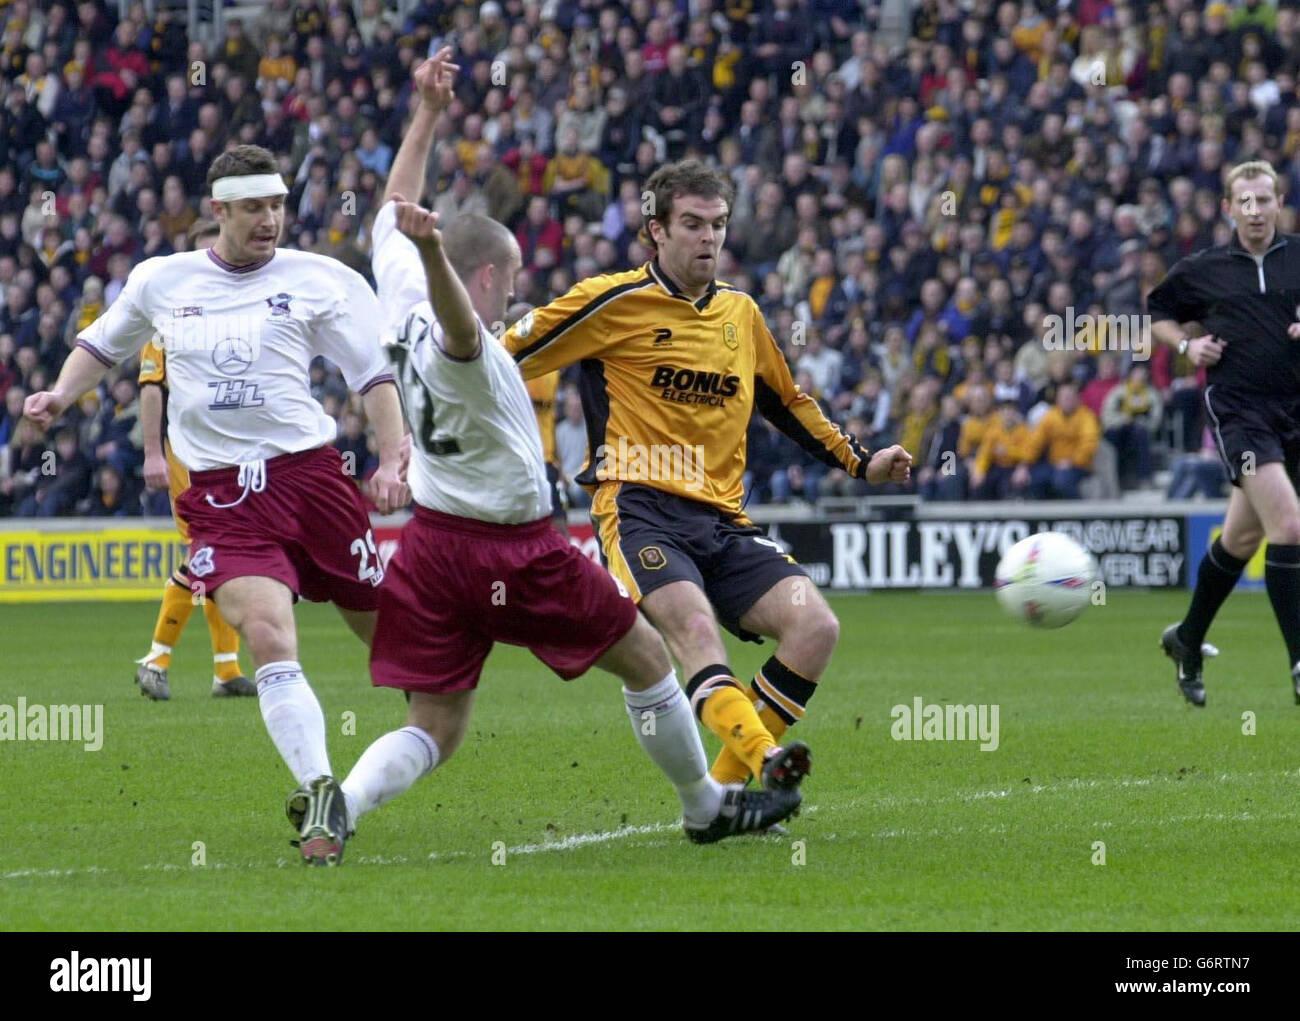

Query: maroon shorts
left=175, top=446, right=383, bottom=611
left=370, top=505, right=639, bottom=694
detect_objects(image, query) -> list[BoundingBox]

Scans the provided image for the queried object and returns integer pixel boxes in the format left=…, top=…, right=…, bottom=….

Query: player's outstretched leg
left=213, top=577, right=334, bottom=783
left=639, top=581, right=789, bottom=786
left=712, top=577, right=835, bottom=787
left=600, top=612, right=801, bottom=842
left=134, top=567, right=197, bottom=700
left=315, top=690, right=472, bottom=861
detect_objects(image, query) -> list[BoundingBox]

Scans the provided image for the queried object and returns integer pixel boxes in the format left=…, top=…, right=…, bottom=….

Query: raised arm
left=383, top=47, right=458, bottom=206
left=391, top=199, right=481, bottom=359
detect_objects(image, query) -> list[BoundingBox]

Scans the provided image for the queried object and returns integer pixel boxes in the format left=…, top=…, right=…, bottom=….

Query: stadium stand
left=3, top=0, right=1299, bottom=519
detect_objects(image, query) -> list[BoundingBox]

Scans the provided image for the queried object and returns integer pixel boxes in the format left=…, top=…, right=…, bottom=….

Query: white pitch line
left=2, top=771, right=1294, bottom=881
left=493, top=821, right=680, bottom=857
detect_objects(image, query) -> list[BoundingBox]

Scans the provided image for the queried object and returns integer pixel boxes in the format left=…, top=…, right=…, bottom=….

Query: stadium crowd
left=2, top=0, right=1299, bottom=518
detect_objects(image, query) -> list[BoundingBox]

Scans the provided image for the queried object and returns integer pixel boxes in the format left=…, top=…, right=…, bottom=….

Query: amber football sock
left=687, top=664, right=775, bottom=780
left=138, top=572, right=195, bottom=671
left=204, top=598, right=243, bottom=682
left=710, top=657, right=818, bottom=783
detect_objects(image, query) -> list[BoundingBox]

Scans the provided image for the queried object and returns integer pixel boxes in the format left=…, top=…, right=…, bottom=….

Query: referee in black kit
left=1147, top=160, right=1300, bottom=707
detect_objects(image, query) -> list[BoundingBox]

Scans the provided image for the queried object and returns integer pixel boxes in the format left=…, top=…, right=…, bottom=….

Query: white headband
left=211, top=174, right=289, bottom=202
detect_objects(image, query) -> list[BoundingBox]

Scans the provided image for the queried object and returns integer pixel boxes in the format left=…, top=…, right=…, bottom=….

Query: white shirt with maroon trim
left=372, top=201, right=550, bottom=524
left=77, top=247, right=392, bottom=471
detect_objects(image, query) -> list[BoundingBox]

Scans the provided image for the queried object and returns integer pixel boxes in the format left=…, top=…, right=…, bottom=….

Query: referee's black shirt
left=1147, top=232, right=1300, bottom=396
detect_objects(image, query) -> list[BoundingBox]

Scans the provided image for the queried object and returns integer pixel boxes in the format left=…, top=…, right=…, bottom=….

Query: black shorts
left=591, top=482, right=806, bottom=642
left=545, top=462, right=566, bottom=518
left=1203, top=385, right=1300, bottom=485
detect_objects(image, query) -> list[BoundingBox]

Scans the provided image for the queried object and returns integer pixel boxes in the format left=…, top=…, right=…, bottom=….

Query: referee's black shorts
left=1203, top=384, right=1300, bottom=485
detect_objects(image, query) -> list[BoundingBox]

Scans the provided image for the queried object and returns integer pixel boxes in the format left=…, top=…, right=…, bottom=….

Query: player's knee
left=810, top=604, right=840, bottom=650
left=789, top=603, right=839, bottom=662
left=676, top=607, right=724, bottom=658
left=239, top=616, right=296, bottom=663
left=1222, top=527, right=1262, bottom=560
left=632, top=616, right=672, bottom=678
left=406, top=696, right=470, bottom=760
left=604, top=614, right=671, bottom=688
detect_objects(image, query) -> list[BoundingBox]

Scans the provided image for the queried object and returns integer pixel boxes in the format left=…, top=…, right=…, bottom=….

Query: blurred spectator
left=1018, top=383, right=1100, bottom=500
left=972, top=398, right=1033, bottom=500
left=16, top=427, right=89, bottom=517
left=917, top=394, right=966, bottom=501
left=334, top=410, right=376, bottom=480
left=1081, top=352, right=1122, bottom=419
left=84, top=462, right=137, bottom=516
left=1166, top=427, right=1229, bottom=500
left=1102, top=363, right=1163, bottom=489
left=0, top=415, right=45, bottom=515
left=516, top=194, right=564, bottom=275
left=554, top=386, right=590, bottom=510
left=88, top=375, right=141, bottom=479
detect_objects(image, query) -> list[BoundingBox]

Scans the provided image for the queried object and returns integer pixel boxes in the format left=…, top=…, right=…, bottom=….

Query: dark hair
left=205, top=144, right=279, bottom=192
left=638, top=159, right=735, bottom=253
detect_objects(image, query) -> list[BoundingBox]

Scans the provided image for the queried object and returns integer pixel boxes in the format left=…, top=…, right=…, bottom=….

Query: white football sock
left=623, top=671, right=723, bottom=828
left=255, top=661, right=330, bottom=786
left=341, top=725, right=440, bottom=825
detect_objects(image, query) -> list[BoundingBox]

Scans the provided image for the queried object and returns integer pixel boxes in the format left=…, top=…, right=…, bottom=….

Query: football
left=994, top=532, right=1099, bottom=629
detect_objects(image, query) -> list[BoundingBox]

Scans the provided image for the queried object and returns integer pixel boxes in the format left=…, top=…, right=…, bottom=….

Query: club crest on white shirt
left=266, top=293, right=293, bottom=318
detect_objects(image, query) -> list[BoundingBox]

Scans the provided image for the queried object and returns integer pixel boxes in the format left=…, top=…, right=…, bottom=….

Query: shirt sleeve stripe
left=755, top=378, right=865, bottom=476
left=358, top=372, right=396, bottom=394
left=76, top=340, right=115, bottom=367
left=513, top=275, right=654, bottom=365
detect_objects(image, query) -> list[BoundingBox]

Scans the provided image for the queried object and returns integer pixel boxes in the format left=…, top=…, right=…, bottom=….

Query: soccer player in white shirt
left=292, top=52, right=801, bottom=864
left=23, top=146, right=411, bottom=844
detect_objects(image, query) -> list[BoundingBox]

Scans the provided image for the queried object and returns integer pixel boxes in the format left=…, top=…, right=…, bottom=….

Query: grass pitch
left=1, top=591, right=1297, bottom=931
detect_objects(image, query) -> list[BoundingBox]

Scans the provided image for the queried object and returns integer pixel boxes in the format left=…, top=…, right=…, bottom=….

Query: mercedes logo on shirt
left=212, top=337, right=255, bottom=376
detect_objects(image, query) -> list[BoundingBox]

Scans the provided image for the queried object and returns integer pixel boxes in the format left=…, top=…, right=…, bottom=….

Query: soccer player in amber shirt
left=504, top=159, right=911, bottom=789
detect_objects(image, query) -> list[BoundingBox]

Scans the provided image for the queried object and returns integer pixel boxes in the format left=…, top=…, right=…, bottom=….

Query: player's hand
left=22, top=390, right=64, bottom=431
left=143, top=451, right=168, bottom=491
left=412, top=47, right=459, bottom=113
left=1288, top=322, right=1300, bottom=340
left=1186, top=334, right=1225, bottom=366
left=865, top=444, right=912, bottom=484
left=367, top=459, right=410, bottom=515
left=390, top=194, right=442, bottom=255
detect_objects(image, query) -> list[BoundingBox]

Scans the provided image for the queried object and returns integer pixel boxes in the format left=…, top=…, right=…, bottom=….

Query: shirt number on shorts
left=351, top=529, right=383, bottom=585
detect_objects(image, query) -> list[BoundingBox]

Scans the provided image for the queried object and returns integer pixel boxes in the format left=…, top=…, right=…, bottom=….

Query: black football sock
left=1264, top=543, right=1300, bottom=668
left=1179, top=539, right=1247, bottom=648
